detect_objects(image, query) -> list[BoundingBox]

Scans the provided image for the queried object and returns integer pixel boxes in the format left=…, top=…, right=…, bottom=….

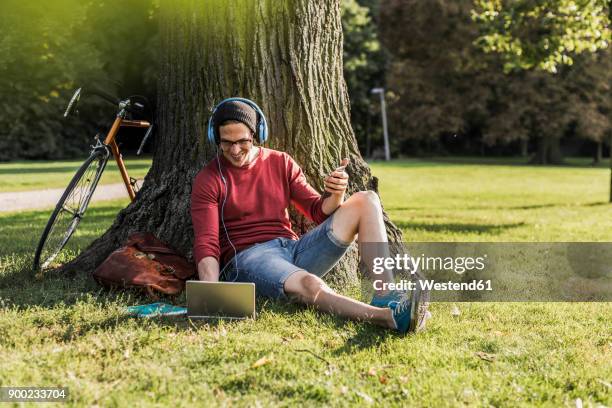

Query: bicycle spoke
left=35, top=151, right=106, bottom=270
left=40, top=209, right=77, bottom=268
left=76, top=165, right=94, bottom=207
left=78, top=158, right=102, bottom=210
left=61, top=205, right=77, bottom=216
left=66, top=162, right=93, bottom=212
left=67, top=157, right=101, bottom=213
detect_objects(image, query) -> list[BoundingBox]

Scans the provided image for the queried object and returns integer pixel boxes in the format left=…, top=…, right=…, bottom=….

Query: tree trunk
left=593, top=140, right=603, bottom=165
left=531, top=137, right=548, bottom=164
left=609, top=133, right=612, bottom=203
left=520, top=138, right=528, bottom=157
left=608, top=0, right=612, bottom=203
left=531, top=135, right=563, bottom=165
left=60, top=0, right=403, bottom=287
left=609, top=0, right=612, bottom=203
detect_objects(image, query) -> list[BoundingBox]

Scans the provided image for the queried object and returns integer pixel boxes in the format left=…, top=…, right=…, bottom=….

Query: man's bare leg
left=330, top=191, right=395, bottom=295
left=285, top=190, right=429, bottom=331
left=284, top=271, right=396, bottom=329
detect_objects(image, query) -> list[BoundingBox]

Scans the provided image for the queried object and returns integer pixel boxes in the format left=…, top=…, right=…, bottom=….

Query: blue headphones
left=207, top=97, right=269, bottom=145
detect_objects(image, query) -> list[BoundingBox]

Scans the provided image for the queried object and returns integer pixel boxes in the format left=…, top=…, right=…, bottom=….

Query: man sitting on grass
left=191, top=99, right=429, bottom=333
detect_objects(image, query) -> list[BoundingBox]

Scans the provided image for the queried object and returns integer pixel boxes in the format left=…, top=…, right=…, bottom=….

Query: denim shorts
left=220, top=214, right=351, bottom=299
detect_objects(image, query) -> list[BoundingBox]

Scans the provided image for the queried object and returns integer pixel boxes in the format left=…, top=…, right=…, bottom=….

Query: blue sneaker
left=370, top=290, right=406, bottom=308
left=389, top=284, right=430, bottom=334
left=389, top=299, right=412, bottom=333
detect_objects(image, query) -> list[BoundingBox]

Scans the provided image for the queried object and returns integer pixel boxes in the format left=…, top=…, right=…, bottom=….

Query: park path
left=0, top=183, right=129, bottom=213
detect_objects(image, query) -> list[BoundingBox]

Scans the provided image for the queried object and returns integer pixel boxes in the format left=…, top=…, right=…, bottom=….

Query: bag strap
left=133, top=244, right=178, bottom=255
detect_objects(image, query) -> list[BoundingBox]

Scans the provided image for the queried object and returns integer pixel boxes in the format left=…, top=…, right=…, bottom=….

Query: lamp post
left=371, top=87, right=390, bottom=161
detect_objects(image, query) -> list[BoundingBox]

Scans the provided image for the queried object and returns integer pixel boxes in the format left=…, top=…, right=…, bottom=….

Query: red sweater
left=191, top=148, right=329, bottom=266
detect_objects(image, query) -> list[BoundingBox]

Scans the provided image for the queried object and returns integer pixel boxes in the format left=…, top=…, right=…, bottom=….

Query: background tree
left=485, top=70, right=573, bottom=164
left=472, top=0, right=611, bottom=193
left=0, top=0, right=101, bottom=160
left=0, top=0, right=158, bottom=160
left=377, top=0, right=610, bottom=164
left=379, top=0, right=496, bottom=156
left=341, top=0, right=387, bottom=157
left=472, top=0, right=611, bottom=73
left=5, top=0, right=608, bottom=166
left=61, top=0, right=403, bottom=282
left=566, top=49, right=612, bottom=164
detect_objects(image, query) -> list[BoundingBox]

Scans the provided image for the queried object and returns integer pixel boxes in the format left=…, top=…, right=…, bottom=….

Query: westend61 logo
left=371, top=254, right=492, bottom=293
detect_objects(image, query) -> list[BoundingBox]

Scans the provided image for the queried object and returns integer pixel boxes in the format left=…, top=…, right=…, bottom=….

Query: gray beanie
left=212, top=100, right=257, bottom=137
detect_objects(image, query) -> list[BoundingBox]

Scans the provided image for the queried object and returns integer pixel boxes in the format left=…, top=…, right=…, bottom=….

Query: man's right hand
left=198, top=256, right=220, bottom=281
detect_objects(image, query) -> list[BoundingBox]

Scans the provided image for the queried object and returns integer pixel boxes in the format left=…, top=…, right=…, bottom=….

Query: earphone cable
left=216, top=152, right=239, bottom=282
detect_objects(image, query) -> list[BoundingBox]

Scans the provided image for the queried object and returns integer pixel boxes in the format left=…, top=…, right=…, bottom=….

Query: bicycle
left=33, top=87, right=154, bottom=271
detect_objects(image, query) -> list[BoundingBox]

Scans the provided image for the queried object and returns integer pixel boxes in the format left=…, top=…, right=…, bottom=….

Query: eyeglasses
left=219, top=138, right=253, bottom=149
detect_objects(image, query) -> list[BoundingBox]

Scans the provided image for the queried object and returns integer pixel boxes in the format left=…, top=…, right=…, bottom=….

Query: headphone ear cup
left=258, top=121, right=266, bottom=144
left=207, top=120, right=215, bottom=145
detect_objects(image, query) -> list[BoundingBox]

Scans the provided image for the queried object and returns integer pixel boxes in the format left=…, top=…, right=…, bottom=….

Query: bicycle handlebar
left=63, top=87, right=149, bottom=118
left=63, top=88, right=82, bottom=118
left=88, top=88, right=120, bottom=106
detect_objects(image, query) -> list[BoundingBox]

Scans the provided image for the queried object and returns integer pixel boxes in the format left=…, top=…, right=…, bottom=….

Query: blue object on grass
left=125, top=303, right=187, bottom=318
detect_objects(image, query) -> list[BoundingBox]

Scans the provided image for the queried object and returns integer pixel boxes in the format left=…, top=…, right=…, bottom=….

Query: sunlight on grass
left=0, top=160, right=611, bottom=406
left=0, top=157, right=152, bottom=192
left=369, top=159, right=612, bottom=241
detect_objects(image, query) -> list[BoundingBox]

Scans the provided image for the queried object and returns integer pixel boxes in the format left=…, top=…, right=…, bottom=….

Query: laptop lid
left=186, top=280, right=256, bottom=319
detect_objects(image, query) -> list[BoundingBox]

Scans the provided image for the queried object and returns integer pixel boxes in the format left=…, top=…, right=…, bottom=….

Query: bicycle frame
left=103, top=116, right=151, bottom=200
left=34, top=88, right=154, bottom=271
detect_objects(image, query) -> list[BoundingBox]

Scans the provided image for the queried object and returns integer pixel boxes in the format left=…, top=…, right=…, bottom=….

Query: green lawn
left=373, top=159, right=612, bottom=241
left=0, top=160, right=610, bottom=406
left=0, top=157, right=152, bottom=192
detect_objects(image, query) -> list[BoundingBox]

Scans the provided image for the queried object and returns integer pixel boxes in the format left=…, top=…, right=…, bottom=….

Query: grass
left=372, top=159, right=612, bottom=241
left=393, top=156, right=611, bottom=168
left=0, top=157, right=152, bottom=192
left=0, top=159, right=611, bottom=406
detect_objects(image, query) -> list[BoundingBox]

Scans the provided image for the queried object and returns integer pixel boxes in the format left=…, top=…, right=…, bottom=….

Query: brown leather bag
left=93, top=232, right=196, bottom=298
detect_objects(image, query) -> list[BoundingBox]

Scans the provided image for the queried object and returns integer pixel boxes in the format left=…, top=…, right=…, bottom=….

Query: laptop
left=186, top=280, right=256, bottom=320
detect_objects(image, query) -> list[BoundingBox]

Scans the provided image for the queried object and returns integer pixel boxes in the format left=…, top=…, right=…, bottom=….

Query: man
left=191, top=99, right=429, bottom=333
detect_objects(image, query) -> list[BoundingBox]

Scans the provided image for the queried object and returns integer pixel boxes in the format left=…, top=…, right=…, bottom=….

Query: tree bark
left=609, top=0, right=612, bottom=203
left=609, top=133, right=612, bottom=203
left=593, top=140, right=603, bottom=165
left=60, top=0, right=403, bottom=287
left=531, top=135, right=564, bottom=165
left=520, top=138, right=528, bottom=157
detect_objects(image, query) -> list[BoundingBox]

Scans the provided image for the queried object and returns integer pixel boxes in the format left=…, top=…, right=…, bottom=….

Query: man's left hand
left=324, top=158, right=350, bottom=195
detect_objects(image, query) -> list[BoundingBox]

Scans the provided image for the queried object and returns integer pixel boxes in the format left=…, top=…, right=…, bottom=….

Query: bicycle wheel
left=34, top=147, right=110, bottom=271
